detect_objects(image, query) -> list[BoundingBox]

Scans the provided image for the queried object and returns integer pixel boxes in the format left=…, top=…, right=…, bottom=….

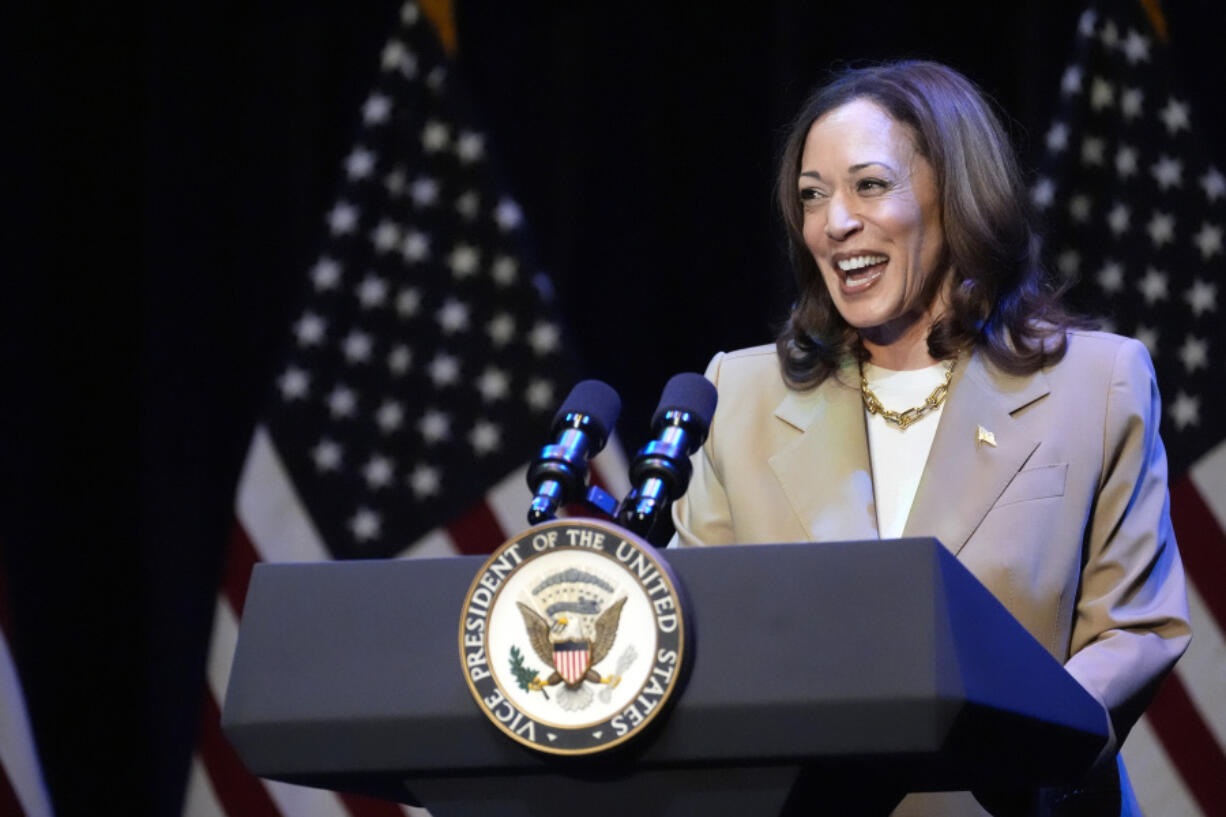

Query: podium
left=221, top=538, right=1107, bottom=816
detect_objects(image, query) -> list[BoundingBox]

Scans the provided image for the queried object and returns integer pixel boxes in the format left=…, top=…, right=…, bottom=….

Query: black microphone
left=617, top=372, right=718, bottom=541
left=526, top=379, right=622, bottom=525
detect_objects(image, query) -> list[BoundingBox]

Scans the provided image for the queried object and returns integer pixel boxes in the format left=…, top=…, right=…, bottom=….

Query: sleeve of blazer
left=1063, top=337, right=1191, bottom=759
left=671, top=352, right=735, bottom=547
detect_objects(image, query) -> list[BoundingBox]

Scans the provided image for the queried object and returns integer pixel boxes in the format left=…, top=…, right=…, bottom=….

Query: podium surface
left=222, top=538, right=1107, bottom=815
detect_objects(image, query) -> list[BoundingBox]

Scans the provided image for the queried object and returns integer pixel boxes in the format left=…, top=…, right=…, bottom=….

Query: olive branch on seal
left=509, top=645, right=548, bottom=699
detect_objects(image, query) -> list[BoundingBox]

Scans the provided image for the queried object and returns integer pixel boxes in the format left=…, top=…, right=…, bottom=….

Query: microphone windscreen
left=651, top=372, right=718, bottom=430
left=553, top=379, right=622, bottom=437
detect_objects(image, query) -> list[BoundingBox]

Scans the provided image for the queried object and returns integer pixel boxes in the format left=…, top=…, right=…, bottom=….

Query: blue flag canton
left=1034, top=7, right=1225, bottom=477
left=264, top=2, right=569, bottom=558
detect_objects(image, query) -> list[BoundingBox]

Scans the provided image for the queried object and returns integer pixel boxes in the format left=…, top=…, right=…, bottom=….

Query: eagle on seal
left=517, top=597, right=627, bottom=691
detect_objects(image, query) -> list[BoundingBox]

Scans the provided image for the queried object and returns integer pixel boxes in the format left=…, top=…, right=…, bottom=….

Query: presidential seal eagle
left=517, top=596, right=627, bottom=694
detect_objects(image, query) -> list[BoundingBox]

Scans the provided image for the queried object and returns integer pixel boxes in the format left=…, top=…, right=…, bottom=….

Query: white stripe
left=1122, top=715, right=1204, bottom=817
left=591, top=432, right=631, bottom=497
left=1175, top=579, right=1226, bottom=753
left=182, top=755, right=225, bottom=817
left=205, top=598, right=240, bottom=703
left=237, top=426, right=330, bottom=563
left=485, top=464, right=529, bottom=539
left=264, top=779, right=349, bottom=817
left=1189, top=438, right=1226, bottom=528
left=397, top=527, right=458, bottom=559
left=0, top=633, right=53, bottom=817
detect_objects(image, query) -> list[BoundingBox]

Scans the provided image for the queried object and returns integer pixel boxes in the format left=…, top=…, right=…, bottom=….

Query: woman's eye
left=799, top=187, right=826, bottom=202
left=857, top=178, right=887, bottom=192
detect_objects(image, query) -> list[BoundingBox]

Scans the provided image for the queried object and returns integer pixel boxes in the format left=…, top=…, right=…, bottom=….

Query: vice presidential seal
left=459, top=518, right=686, bottom=755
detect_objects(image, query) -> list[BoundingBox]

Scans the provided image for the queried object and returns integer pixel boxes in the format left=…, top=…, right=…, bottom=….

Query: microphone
left=617, top=373, right=718, bottom=541
left=526, top=379, right=622, bottom=525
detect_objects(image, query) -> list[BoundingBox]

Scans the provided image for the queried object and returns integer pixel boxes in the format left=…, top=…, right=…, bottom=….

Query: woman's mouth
left=835, top=253, right=888, bottom=292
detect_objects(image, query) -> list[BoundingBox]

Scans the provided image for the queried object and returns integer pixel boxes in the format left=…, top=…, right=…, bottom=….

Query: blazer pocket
left=995, top=463, right=1068, bottom=508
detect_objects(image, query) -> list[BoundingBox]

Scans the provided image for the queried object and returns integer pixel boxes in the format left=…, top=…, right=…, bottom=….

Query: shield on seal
left=552, top=640, right=591, bottom=686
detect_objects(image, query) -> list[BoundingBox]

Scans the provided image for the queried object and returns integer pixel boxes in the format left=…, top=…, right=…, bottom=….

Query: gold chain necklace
left=860, top=359, right=955, bottom=430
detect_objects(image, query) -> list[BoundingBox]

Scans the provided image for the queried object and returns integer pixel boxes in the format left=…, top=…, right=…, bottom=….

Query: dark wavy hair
left=775, top=60, right=1082, bottom=389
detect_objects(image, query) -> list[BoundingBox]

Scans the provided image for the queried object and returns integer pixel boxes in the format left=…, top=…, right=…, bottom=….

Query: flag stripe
left=183, top=757, right=225, bottom=817
left=237, top=426, right=330, bottom=564
left=0, top=628, right=53, bottom=817
left=1121, top=715, right=1203, bottom=817
left=1143, top=672, right=1226, bottom=816
left=444, top=500, right=506, bottom=555
left=337, top=793, right=407, bottom=817
left=205, top=596, right=239, bottom=705
left=197, top=692, right=284, bottom=817
left=224, top=524, right=262, bottom=618
left=1176, top=581, right=1226, bottom=756
left=1169, top=475, right=1226, bottom=634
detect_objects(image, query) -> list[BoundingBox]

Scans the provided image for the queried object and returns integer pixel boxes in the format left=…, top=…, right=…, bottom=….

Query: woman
left=671, top=61, right=1189, bottom=816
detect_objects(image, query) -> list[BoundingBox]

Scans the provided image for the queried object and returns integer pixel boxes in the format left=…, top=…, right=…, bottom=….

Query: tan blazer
left=672, top=331, right=1190, bottom=814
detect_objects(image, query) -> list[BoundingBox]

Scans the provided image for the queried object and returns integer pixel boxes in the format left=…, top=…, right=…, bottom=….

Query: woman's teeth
left=836, top=254, right=888, bottom=272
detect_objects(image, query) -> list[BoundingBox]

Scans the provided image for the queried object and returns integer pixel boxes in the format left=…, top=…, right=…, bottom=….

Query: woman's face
left=797, top=98, right=948, bottom=348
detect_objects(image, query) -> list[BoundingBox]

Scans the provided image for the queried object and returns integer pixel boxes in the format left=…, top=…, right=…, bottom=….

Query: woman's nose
left=824, top=192, right=862, bottom=240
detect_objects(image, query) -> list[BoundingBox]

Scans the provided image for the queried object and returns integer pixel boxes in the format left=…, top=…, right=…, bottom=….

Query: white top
left=862, top=360, right=949, bottom=539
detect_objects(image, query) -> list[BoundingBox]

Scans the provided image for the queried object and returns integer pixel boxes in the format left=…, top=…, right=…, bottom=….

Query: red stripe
left=225, top=522, right=264, bottom=618
left=0, top=758, right=28, bottom=817
left=1169, top=476, right=1226, bottom=633
left=338, top=791, right=407, bottom=817
left=445, top=500, right=507, bottom=555
left=1144, top=672, right=1226, bottom=816
left=197, top=690, right=283, bottom=817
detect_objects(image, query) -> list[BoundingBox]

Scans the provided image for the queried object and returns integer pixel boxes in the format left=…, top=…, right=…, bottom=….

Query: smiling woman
left=671, top=60, right=1190, bottom=817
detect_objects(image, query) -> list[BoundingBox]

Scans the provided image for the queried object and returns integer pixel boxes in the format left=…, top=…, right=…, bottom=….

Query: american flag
left=0, top=558, right=54, bottom=817
left=1034, top=4, right=1226, bottom=813
left=181, top=3, right=627, bottom=815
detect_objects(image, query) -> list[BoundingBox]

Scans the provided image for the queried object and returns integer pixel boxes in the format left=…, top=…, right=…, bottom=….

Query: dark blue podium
left=221, top=538, right=1107, bottom=816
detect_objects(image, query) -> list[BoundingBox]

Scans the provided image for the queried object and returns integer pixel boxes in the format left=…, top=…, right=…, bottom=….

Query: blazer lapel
left=903, top=351, right=1049, bottom=554
left=768, top=363, right=879, bottom=542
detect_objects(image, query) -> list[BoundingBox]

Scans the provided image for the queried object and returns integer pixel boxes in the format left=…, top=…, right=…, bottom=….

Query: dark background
left=2, top=2, right=1223, bottom=815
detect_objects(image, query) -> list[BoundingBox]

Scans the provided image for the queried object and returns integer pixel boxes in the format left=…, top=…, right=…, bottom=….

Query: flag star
left=493, top=197, right=524, bottom=231
left=1045, top=122, right=1069, bottom=153
left=400, top=2, right=420, bottom=24
left=1056, top=249, right=1080, bottom=275
left=436, top=298, right=471, bottom=333
left=409, top=463, right=441, bottom=499
left=1089, top=77, right=1114, bottom=111
left=349, top=507, right=381, bottom=542
left=1158, top=98, right=1190, bottom=135
left=357, top=274, right=388, bottom=308
left=402, top=230, right=431, bottom=262
left=293, top=312, right=326, bottom=346
left=1193, top=223, right=1223, bottom=259
left=410, top=176, right=439, bottom=207
left=327, top=385, right=358, bottom=418
left=396, top=287, right=422, bottom=318
left=1080, top=136, right=1105, bottom=166
left=1185, top=278, right=1217, bottom=316
left=278, top=366, right=310, bottom=400
left=1150, top=155, right=1183, bottom=190
left=528, top=322, right=561, bottom=355
left=327, top=201, right=359, bottom=235
left=487, top=313, right=516, bottom=346
left=1096, top=260, right=1124, bottom=294
left=476, top=367, right=511, bottom=401
left=418, top=409, right=452, bottom=444
left=1078, top=9, right=1097, bottom=37
left=1031, top=177, right=1055, bottom=208
left=1115, top=145, right=1138, bottom=178
left=426, top=67, right=447, bottom=92
left=422, top=119, right=450, bottom=152
left=344, top=146, right=375, bottom=180
left=525, top=379, right=555, bottom=411
left=1178, top=335, right=1209, bottom=373
left=363, top=455, right=395, bottom=489
left=1099, top=20, right=1119, bottom=48
left=362, top=93, right=391, bottom=125
left=1122, top=29, right=1151, bottom=64
left=311, top=256, right=342, bottom=290
left=428, top=352, right=461, bottom=387
left=385, top=168, right=407, bottom=196
left=342, top=330, right=372, bottom=363
left=1201, top=167, right=1226, bottom=202
left=1169, top=391, right=1200, bottom=430
left=1134, top=325, right=1159, bottom=357
left=312, top=439, right=342, bottom=472
left=448, top=244, right=480, bottom=278
left=388, top=344, right=412, bottom=375
left=1098, top=317, right=1117, bottom=334
left=1068, top=194, right=1092, bottom=223
left=381, top=39, right=408, bottom=71
left=491, top=256, right=519, bottom=285
left=1061, top=65, right=1083, bottom=96
left=1146, top=212, right=1175, bottom=248
left=469, top=421, right=502, bottom=455
left=376, top=400, right=404, bottom=433
left=1119, top=88, right=1143, bottom=121
left=456, top=130, right=486, bottom=163
left=1137, top=268, right=1169, bottom=305
left=371, top=220, right=401, bottom=253
left=456, top=190, right=480, bottom=220
left=1106, top=203, right=1130, bottom=236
